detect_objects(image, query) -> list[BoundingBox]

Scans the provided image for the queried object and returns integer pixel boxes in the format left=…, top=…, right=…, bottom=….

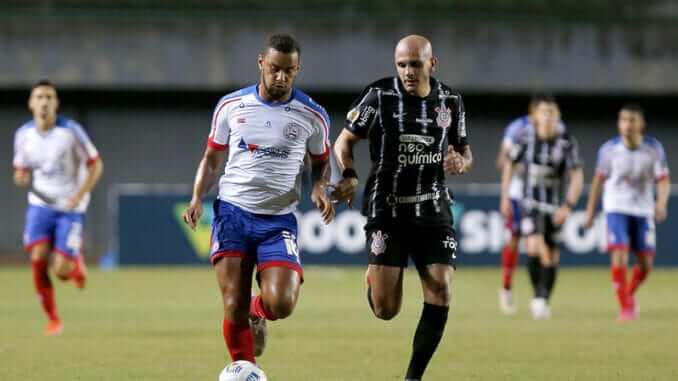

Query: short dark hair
left=32, top=79, right=56, bottom=91
left=529, top=93, right=556, bottom=111
left=621, top=103, right=644, bottom=117
left=267, top=34, right=301, bottom=56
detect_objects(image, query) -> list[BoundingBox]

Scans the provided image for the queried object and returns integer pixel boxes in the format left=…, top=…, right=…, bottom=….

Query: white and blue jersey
left=206, top=85, right=331, bottom=275
left=13, top=116, right=99, bottom=258
left=595, top=136, right=669, bottom=255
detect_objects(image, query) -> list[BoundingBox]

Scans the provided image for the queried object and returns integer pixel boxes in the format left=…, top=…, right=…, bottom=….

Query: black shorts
left=365, top=224, right=457, bottom=270
left=521, top=210, right=562, bottom=248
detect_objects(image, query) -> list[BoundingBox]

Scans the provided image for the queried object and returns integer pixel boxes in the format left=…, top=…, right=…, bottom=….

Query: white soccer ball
left=218, top=360, right=268, bottom=381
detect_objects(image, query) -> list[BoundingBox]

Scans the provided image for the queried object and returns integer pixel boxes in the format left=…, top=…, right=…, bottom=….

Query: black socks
left=405, top=303, right=449, bottom=380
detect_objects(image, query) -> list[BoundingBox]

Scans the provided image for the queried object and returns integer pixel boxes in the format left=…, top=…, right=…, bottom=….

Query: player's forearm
left=566, top=168, right=584, bottom=206
left=13, top=169, right=30, bottom=187
left=76, top=159, right=103, bottom=196
left=333, top=130, right=360, bottom=172
left=191, top=157, right=220, bottom=202
left=586, top=174, right=603, bottom=214
left=311, top=158, right=330, bottom=187
left=500, top=162, right=514, bottom=200
left=495, top=146, right=507, bottom=172
left=461, top=145, right=473, bottom=172
left=656, top=178, right=670, bottom=208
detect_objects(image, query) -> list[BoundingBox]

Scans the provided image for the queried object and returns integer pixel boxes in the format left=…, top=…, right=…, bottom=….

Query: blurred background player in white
left=501, top=95, right=582, bottom=319
left=585, top=104, right=670, bottom=321
left=182, top=34, right=334, bottom=366
left=495, top=99, right=566, bottom=315
left=12, top=80, right=104, bottom=336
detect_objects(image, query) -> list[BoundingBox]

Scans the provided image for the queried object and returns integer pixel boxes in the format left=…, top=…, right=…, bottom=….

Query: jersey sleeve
left=207, top=98, right=231, bottom=151
left=653, top=141, right=670, bottom=181
left=565, top=135, right=583, bottom=170
left=13, top=129, right=30, bottom=170
left=70, top=122, right=100, bottom=166
left=508, top=138, right=526, bottom=164
left=345, top=86, right=379, bottom=138
left=449, top=93, right=468, bottom=151
left=595, top=142, right=612, bottom=178
left=502, top=117, right=525, bottom=149
left=306, top=104, right=331, bottom=160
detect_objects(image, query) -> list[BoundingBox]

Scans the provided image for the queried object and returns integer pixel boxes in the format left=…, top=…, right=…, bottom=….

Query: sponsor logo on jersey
left=442, top=235, right=458, bottom=258
left=237, top=117, right=247, bottom=124
left=347, top=107, right=360, bottom=123
left=370, top=230, right=388, bottom=255
left=435, top=104, right=452, bottom=129
left=398, top=142, right=442, bottom=167
left=393, top=111, right=407, bottom=119
left=238, top=138, right=289, bottom=159
left=399, top=134, right=435, bottom=146
left=357, top=106, right=376, bottom=127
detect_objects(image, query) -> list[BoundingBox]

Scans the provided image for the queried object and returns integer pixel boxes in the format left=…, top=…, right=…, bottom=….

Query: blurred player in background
left=334, top=35, right=471, bottom=381
left=495, top=99, right=566, bottom=315
left=13, top=80, right=103, bottom=336
left=500, top=95, right=582, bottom=320
left=584, top=104, right=670, bottom=321
left=182, top=34, right=334, bottom=365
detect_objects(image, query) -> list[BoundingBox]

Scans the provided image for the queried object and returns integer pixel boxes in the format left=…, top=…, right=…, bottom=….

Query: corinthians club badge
left=370, top=230, right=389, bottom=255
left=435, top=104, right=452, bottom=129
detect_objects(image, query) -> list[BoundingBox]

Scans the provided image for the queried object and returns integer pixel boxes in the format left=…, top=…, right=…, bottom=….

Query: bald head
left=394, top=35, right=433, bottom=60
left=394, top=35, right=437, bottom=97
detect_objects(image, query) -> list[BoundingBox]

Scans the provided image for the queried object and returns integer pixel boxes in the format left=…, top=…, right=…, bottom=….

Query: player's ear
left=257, top=54, right=264, bottom=71
left=430, top=55, right=438, bottom=73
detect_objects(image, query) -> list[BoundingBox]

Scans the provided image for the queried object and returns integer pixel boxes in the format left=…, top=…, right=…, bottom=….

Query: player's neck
left=34, top=116, right=56, bottom=132
left=407, top=82, right=432, bottom=98
left=258, top=85, right=293, bottom=104
left=622, top=134, right=643, bottom=149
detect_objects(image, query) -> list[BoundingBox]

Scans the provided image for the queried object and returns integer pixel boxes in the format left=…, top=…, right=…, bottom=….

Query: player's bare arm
left=500, top=160, right=515, bottom=220
left=584, top=173, right=604, bottom=228
left=495, top=144, right=510, bottom=172
left=183, top=146, right=227, bottom=230
left=13, top=168, right=31, bottom=187
left=553, top=167, right=583, bottom=226
left=310, top=155, right=335, bottom=224
left=445, top=144, right=472, bottom=175
left=655, top=177, right=670, bottom=223
left=66, top=158, right=103, bottom=210
left=332, top=129, right=362, bottom=203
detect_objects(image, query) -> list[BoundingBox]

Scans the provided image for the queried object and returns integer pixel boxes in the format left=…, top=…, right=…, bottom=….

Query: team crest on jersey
left=435, top=104, right=452, bottom=129
left=284, top=122, right=300, bottom=140
left=370, top=231, right=389, bottom=255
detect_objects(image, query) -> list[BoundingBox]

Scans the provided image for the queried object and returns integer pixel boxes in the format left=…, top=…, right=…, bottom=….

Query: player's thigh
left=258, top=267, right=301, bottom=319
left=409, top=224, right=457, bottom=294
left=525, top=234, right=544, bottom=255
left=366, top=264, right=404, bottom=317
left=209, top=200, right=249, bottom=265
left=507, top=199, right=522, bottom=237
left=610, top=249, right=629, bottom=267
left=53, top=211, right=85, bottom=260
left=214, top=256, right=255, bottom=321
left=24, top=205, right=57, bottom=255
left=631, top=215, right=656, bottom=256
left=419, top=263, right=454, bottom=306
left=606, top=213, right=631, bottom=253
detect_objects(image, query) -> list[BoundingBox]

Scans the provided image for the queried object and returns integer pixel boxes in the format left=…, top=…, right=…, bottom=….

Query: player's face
left=258, top=48, right=300, bottom=100
left=28, top=85, right=59, bottom=124
left=395, top=50, right=435, bottom=96
left=618, top=110, right=644, bottom=138
left=533, top=102, right=559, bottom=136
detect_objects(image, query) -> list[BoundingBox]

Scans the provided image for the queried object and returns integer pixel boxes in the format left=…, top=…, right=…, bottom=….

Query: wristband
left=342, top=168, right=359, bottom=180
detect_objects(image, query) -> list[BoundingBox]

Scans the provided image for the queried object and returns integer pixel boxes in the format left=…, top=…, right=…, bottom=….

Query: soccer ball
left=218, top=360, right=268, bottom=381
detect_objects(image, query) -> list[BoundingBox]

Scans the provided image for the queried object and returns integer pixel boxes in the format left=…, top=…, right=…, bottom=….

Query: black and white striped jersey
left=345, top=76, right=468, bottom=227
left=509, top=128, right=582, bottom=213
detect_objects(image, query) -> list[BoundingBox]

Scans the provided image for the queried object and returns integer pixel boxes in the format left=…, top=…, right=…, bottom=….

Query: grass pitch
left=1, top=266, right=677, bottom=381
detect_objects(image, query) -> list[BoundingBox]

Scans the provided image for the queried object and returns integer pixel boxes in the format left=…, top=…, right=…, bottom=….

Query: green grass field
left=1, top=266, right=677, bottom=381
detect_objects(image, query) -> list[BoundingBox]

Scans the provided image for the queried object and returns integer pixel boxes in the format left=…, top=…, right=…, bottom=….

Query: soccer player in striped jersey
left=13, top=80, right=104, bottom=336
left=584, top=104, right=670, bottom=321
left=500, top=94, right=583, bottom=319
left=183, top=34, right=334, bottom=365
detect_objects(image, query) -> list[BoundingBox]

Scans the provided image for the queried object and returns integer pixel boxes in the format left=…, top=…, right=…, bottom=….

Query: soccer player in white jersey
left=585, top=104, right=670, bottom=321
left=13, top=80, right=104, bottom=336
left=495, top=98, right=565, bottom=315
left=182, top=35, right=334, bottom=365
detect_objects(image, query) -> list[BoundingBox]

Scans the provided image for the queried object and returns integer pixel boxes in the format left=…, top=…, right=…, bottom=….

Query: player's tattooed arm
left=184, top=146, right=227, bottom=230
left=310, top=156, right=335, bottom=224
left=332, top=129, right=362, bottom=204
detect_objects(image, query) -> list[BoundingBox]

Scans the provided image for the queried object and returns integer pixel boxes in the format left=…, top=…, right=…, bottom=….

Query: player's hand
left=444, top=146, right=466, bottom=175
left=13, top=169, right=31, bottom=187
left=500, top=197, right=512, bottom=221
left=331, top=177, right=359, bottom=206
left=312, top=183, right=335, bottom=224
left=553, top=205, right=572, bottom=226
left=584, top=210, right=595, bottom=229
left=66, top=192, right=84, bottom=210
left=655, top=203, right=668, bottom=223
left=183, top=199, right=203, bottom=230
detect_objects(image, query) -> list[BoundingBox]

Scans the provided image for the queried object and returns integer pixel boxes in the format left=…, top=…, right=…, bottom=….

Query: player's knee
left=371, top=298, right=400, bottom=320
left=221, top=293, right=249, bottom=321
left=424, top=281, right=451, bottom=306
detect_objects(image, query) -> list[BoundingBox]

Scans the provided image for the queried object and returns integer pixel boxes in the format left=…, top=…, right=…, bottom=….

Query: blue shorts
left=210, top=200, right=302, bottom=279
left=23, top=205, right=85, bottom=260
left=505, top=199, right=522, bottom=235
left=606, top=213, right=656, bottom=256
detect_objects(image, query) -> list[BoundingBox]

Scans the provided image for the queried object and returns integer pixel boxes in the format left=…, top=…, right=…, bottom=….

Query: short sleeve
left=13, top=129, right=30, bottom=170
left=502, top=117, right=526, bottom=149
left=306, top=104, right=331, bottom=160
left=653, top=141, right=670, bottom=181
left=345, top=87, right=379, bottom=138
left=595, top=143, right=612, bottom=178
left=565, top=135, right=583, bottom=170
left=508, top=140, right=526, bottom=164
left=207, top=98, right=231, bottom=151
left=70, top=122, right=100, bottom=166
left=448, top=93, right=468, bottom=151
